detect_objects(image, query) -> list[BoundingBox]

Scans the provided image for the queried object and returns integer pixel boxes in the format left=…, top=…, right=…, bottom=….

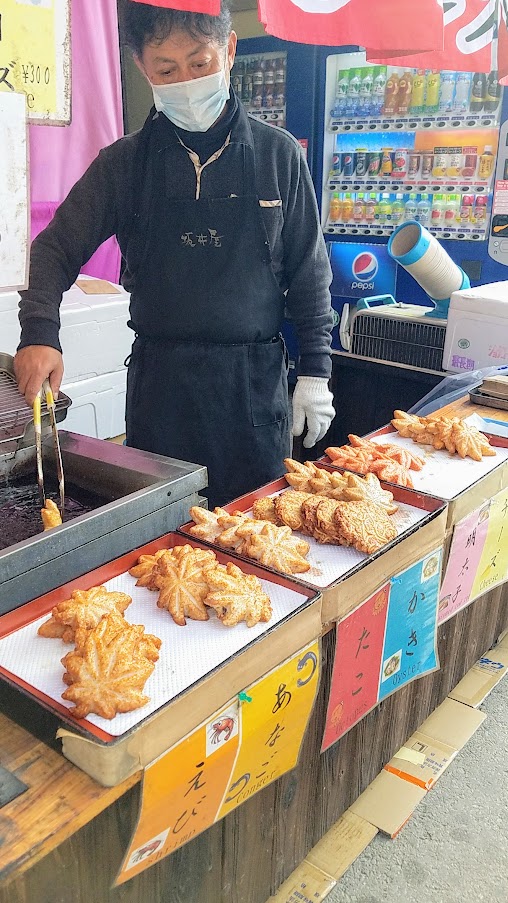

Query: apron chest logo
left=181, top=229, right=223, bottom=248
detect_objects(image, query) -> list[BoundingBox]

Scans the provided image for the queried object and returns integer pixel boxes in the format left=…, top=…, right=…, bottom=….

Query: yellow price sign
left=471, top=487, right=508, bottom=598
left=0, top=0, right=70, bottom=123
left=116, top=641, right=320, bottom=887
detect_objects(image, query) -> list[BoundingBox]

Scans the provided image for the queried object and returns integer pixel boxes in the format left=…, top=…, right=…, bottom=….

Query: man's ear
left=133, top=53, right=149, bottom=81
left=227, top=31, right=237, bottom=71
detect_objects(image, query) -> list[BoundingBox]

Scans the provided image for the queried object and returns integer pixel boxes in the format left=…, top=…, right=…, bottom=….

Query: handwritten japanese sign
left=322, top=550, right=441, bottom=751
left=0, top=0, right=70, bottom=123
left=439, top=487, right=508, bottom=622
left=0, top=92, right=28, bottom=291
left=115, top=641, right=320, bottom=886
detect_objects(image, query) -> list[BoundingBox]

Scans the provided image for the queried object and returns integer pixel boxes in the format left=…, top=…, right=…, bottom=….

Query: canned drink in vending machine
left=331, top=152, right=343, bottom=176
left=392, top=148, right=408, bottom=177
left=421, top=152, right=434, bottom=178
left=367, top=151, right=382, bottom=177
left=355, top=149, right=369, bottom=177
left=408, top=152, right=421, bottom=179
left=342, top=152, right=356, bottom=177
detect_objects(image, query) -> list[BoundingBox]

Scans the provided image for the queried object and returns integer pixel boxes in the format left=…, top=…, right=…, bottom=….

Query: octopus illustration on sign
left=289, top=0, right=353, bottom=11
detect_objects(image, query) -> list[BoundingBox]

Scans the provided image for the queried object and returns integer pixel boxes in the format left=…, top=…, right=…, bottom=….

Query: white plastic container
left=61, top=370, right=127, bottom=440
left=443, top=281, right=508, bottom=373
left=0, top=276, right=132, bottom=382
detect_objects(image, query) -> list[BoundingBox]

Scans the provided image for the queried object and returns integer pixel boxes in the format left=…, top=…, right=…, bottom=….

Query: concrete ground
left=327, top=680, right=508, bottom=903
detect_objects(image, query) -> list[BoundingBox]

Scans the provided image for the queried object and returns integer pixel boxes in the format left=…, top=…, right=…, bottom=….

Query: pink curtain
left=29, top=0, right=124, bottom=282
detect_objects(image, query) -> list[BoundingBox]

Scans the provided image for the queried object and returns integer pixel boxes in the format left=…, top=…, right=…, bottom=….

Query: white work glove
left=292, top=376, right=335, bottom=449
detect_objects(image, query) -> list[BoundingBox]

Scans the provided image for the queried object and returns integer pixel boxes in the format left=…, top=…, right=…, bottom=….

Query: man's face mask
left=150, top=67, right=229, bottom=132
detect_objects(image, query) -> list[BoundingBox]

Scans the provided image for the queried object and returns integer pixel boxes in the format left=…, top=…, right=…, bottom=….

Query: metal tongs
left=33, top=379, right=65, bottom=517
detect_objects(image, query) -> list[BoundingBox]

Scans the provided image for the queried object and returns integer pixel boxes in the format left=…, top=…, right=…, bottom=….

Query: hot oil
left=0, top=473, right=107, bottom=551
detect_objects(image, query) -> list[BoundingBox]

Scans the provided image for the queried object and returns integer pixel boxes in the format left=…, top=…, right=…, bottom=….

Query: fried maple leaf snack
left=38, top=586, right=132, bottom=643
left=61, top=611, right=161, bottom=720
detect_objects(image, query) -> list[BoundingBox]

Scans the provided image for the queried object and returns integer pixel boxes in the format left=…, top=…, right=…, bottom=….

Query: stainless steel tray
left=469, top=387, right=508, bottom=412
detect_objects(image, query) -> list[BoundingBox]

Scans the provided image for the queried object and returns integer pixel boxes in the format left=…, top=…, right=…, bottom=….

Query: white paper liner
left=0, top=572, right=308, bottom=737
left=240, top=496, right=428, bottom=589
left=368, top=428, right=508, bottom=501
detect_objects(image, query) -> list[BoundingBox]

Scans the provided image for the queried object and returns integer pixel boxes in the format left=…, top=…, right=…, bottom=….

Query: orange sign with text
left=115, top=641, right=320, bottom=886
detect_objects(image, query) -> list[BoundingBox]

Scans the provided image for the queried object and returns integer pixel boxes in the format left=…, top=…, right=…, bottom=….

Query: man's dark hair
left=121, top=1, right=232, bottom=57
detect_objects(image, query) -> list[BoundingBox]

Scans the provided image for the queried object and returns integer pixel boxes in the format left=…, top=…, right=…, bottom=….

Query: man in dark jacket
left=15, top=0, right=334, bottom=506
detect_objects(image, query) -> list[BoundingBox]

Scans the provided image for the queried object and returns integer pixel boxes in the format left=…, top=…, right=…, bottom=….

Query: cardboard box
left=384, top=731, right=457, bottom=790
left=448, top=644, right=508, bottom=708
left=349, top=770, right=427, bottom=838
left=179, top=472, right=447, bottom=626
left=417, top=697, right=486, bottom=749
left=0, top=535, right=321, bottom=787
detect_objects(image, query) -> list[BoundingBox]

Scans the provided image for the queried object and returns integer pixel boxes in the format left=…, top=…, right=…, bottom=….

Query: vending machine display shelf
left=329, top=114, right=500, bottom=133
left=328, top=179, right=490, bottom=194
left=324, top=223, right=486, bottom=241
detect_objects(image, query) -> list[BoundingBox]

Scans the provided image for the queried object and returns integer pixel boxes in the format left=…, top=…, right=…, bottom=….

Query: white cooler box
left=62, top=370, right=127, bottom=440
left=443, top=281, right=508, bottom=373
left=0, top=276, right=132, bottom=381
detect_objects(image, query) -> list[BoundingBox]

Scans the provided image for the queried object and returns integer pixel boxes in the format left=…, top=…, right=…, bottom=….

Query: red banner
left=499, top=0, right=508, bottom=85
left=258, top=0, right=444, bottom=53
left=130, top=0, right=220, bottom=12
left=367, top=0, right=494, bottom=73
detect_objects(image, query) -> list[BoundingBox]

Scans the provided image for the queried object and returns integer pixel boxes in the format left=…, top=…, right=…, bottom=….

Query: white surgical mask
left=151, top=68, right=229, bottom=132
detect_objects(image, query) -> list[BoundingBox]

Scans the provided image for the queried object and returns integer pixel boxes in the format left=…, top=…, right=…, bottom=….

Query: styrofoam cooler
left=61, top=370, right=127, bottom=440
left=0, top=276, right=132, bottom=382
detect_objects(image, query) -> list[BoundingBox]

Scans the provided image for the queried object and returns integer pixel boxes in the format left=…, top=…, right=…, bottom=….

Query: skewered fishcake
left=333, top=502, right=397, bottom=555
left=244, top=522, right=311, bottom=574
left=205, top=562, right=272, bottom=628
left=341, top=472, right=398, bottom=515
left=189, top=506, right=229, bottom=543
left=38, top=586, right=132, bottom=643
left=154, top=547, right=216, bottom=626
left=274, top=490, right=315, bottom=531
left=41, top=498, right=62, bottom=531
left=61, top=612, right=160, bottom=720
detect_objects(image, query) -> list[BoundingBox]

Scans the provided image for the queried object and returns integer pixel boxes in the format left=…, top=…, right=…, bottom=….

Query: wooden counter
left=1, top=398, right=507, bottom=903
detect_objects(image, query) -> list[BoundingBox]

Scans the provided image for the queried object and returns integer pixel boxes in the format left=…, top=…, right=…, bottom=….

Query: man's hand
left=13, top=346, right=64, bottom=406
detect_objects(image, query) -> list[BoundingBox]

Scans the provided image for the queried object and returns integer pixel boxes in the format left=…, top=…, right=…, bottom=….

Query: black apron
left=125, top=115, right=290, bottom=508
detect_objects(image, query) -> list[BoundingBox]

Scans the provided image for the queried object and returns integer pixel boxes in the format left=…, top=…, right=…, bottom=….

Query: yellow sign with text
left=116, top=641, right=320, bottom=887
left=0, top=0, right=70, bottom=123
left=471, top=487, right=508, bottom=598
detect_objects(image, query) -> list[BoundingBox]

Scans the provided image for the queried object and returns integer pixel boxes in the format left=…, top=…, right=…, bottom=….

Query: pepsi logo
left=352, top=252, right=379, bottom=282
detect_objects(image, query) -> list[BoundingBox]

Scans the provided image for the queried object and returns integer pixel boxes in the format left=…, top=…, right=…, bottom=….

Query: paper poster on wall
left=322, top=549, right=441, bottom=752
left=115, top=640, right=320, bottom=887
left=439, top=487, right=508, bottom=622
left=0, top=0, right=70, bottom=124
left=0, top=92, right=29, bottom=292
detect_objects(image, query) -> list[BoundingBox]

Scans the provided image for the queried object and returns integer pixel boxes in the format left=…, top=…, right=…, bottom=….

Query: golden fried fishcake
left=154, top=547, right=215, bottom=625
left=333, top=502, right=397, bottom=555
left=300, top=495, right=324, bottom=536
left=341, top=472, right=398, bottom=515
left=189, top=506, right=229, bottom=543
left=450, top=421, right=496, bottom=460
left=129, top=550, right=166, bottom=590
left=38, top=586, right=132, bottom=643
left=283, top=458, right=316, bottom=492
left=244, top=523, right=311, bottom=574
left=61, top=613, right=159, bottom=720
left=205, top=562, right=272, bottom=628
left=41, top=498, right=62, bottom=531
left=315, top=498, right=342, bottom=543
left=216, top=513, right=258, bottom=552
left=252, top=497, right=282, bottom=525
left=369, top=458, right=414, bottom=488
left=274, top=491, right=314, bottom=531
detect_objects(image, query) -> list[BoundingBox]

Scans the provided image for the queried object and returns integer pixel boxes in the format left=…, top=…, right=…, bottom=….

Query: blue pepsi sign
left=328, top=241, right=397, bottom=300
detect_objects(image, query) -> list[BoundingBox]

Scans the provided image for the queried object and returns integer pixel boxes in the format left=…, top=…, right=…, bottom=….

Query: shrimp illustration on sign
left=209, top=717, right=235, bottom=745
